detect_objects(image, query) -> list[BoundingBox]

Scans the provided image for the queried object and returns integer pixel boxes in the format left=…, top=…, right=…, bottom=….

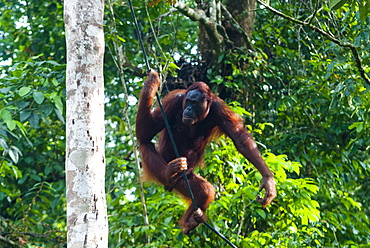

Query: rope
left=127, top=1, right=237, bottom=247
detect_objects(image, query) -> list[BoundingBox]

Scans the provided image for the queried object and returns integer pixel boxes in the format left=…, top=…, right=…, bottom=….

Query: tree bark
left=175, top=0, right=256, bottom=68
left=225, top=0, right=256, bottom=47
left=64, top=0, right=108, bottom=247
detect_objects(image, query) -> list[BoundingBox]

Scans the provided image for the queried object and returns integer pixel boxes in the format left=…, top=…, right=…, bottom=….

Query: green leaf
left=9, top=145, right=22, bottom=163
left=53, top=95, right=64, bottom=114
left=55, top=108, right=65, bottom=123
left=5, top=120, right=17, bottom=131
left=218, top=53, right=225, bottom=63
left=33, top=91, right=45, bottom=104
left=325, top=60, right=336, bottom=80
left=117, top=35, right=126, bottom=43
left=52, top=78, right=60, bottom=86
left=1, top=110, right=12, bottom=121
left=0, top=87, right=11, bottom=94
left=0, top=139, right=9, bottom=150
left=348, top=122, right=363, bottom=133
left=18, top=86, right=32, bottom=97
left=329, top=0, right=347, bottom=10
left=20, top=110, right=32, bottom=122
left=29, top=173, right=41, bottom=181
left=168, top=62, right=179, bottom=70
left=18, top=175, right=28, bottom=185
left=43, top=104, right=54, bottom=116
left=359, top=1, right=370, bottom=21
left=44, top=166, right=52, bottom=176
left=256, top=209, right=266, bottom=219
left=29, top=112, right=40, bottom=128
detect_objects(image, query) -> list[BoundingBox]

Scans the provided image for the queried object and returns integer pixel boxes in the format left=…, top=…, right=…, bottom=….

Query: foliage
left=0, top=57, right=66, bottom=246
left=249, top=1, right=370, bottom=246
left=1, top=0, right=369, bottom=247
left=108, top=132, right=322, bottom=247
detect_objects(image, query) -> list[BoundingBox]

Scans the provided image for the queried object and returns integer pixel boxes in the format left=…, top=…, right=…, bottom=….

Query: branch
left=0, top=234, right=20, bottom=247
left=257, top=0, right=370, bottom=85
left=220, top=3, right=255, bottom=51
left=121, top=55, right=146, bottom=77
left=174, top=1, right=224, bottom=55
left=154, top=8, right=178, bottom=22
left=305, top=1, right=322, bottom=25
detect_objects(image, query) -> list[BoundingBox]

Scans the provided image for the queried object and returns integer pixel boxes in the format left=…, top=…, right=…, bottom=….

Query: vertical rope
left=128, top=0, right=198, bottom=210
left=127, top=1, right=237, bottom=247
left=127, top=0, right=150, bottom=72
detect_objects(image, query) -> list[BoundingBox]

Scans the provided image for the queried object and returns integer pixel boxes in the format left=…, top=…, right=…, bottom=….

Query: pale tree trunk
left=64, top=0, right=107, bottom=247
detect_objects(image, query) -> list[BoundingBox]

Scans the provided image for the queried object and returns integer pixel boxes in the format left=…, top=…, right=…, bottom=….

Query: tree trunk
left=175, top=0, right=256, bottom=80
left=225, top=0, right=256, bottom=47
left=64, top=0, right=107, bottom=247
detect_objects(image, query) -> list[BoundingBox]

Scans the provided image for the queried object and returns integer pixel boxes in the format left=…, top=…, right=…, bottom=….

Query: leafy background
left=0, top=0, right=369, bottom=247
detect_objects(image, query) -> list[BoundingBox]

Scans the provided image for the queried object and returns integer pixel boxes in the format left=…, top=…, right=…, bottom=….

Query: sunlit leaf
left=18, top=86, right=32, bottom=97
left=33, top=91, right=45, bottom=104
left=5, top=120, right=16, bottom=131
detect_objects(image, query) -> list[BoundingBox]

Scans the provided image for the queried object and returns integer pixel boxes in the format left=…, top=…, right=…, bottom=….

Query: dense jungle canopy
left=0, top=0, right=369, bottom=247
